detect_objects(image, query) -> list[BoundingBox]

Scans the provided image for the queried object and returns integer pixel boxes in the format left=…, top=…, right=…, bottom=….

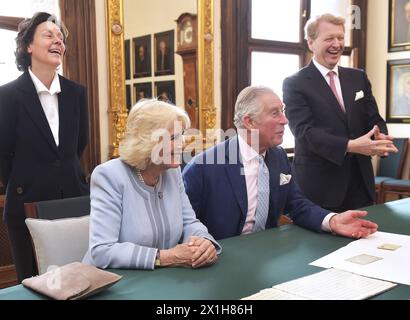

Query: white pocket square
left=355, top=90, right=364, bottom=101
left=279, top=173, right=292, bottom=186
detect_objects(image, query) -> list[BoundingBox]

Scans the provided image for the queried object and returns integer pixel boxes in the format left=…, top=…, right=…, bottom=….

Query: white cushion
left=25, top=216, right=90, bottom=275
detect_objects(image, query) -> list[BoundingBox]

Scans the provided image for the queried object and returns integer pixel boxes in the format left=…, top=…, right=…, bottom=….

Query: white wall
left=367, top=1, right=410, bottom=178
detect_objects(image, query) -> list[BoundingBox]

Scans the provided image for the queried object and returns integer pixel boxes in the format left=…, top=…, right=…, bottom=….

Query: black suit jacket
left=283, top=62, right=387, bottom=208
left=0, top=72, right=89, bottom=223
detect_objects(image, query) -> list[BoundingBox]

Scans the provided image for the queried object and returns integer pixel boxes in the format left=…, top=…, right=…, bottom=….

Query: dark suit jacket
left=0, top=72, right=89, bottom=223
left=182, top=136, right=329, bottom=240
left=283, top=62, right=387, bottom=208
left=156, top=52, right=170, bottom=72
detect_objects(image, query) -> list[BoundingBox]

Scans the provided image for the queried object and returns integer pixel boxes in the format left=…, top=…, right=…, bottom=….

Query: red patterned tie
left=328, top=71, right=345, bottom=113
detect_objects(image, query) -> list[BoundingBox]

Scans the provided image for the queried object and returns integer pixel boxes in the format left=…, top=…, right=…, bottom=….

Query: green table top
left=1, top=198, right=410, bottom=300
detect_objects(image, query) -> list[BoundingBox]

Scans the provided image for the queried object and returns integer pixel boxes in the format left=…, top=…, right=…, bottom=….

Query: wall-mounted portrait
left=133, top=35, right=152, bottom=78
left=154, top=30, right=175, bottom=76
left=387, top=59, right=410, bottom=123
left=155, top=81, right=175, bottom=104
left=124, top=39, right=131, bottom=80
left=389, top=0, right=410, bottom=51
left=134, top=82, right=153, bottom=103
left=126, top=84, right=132, bottom=111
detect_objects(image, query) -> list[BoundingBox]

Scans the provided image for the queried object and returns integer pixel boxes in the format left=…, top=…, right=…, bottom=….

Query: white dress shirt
left=238, top=134, right=335, bottom=233
left=238, top=134, right=267, bottom=234
left=312, top=58, right=345, bottom=110
left=29, top=68, right=61, bottom=146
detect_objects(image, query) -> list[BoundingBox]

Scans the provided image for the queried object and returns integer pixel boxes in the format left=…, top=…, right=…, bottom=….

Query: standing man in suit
left=283, top=14, right=397, bottom=213
left=156, top=40, right=170, bottom=72
left=0, top=12, right=89, bottom=282
left=183, top=86, right=378, bottom=240
left=136, top=45, right=148, bottom=74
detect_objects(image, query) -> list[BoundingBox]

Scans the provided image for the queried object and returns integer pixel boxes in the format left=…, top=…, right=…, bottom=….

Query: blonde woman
left=83, top=100, right=220, bottom=270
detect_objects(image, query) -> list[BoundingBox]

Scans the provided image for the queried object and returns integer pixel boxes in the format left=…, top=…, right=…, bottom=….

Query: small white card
left=378, top=243, right=401, bottom=251
left=345, top=254, right=383, bottom=265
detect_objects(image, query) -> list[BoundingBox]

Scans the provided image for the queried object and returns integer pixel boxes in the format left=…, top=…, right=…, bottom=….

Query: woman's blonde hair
left=119, top=99, right=190, bottom=169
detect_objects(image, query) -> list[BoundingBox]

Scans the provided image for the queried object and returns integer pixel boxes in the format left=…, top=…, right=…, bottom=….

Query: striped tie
left=254, top=155, right=270, bottom=232
left=328, top=71, right=345, bottom=112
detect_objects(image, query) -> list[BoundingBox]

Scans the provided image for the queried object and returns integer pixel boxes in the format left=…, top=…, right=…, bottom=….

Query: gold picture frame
left=386, top=59, right=410, bottom=123
left=106, top=0, right=216, bottom=158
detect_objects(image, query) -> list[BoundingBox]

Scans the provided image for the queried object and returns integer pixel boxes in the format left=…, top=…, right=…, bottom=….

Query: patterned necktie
left=328, top=71, right=345, bottom=113
left=253, top=155, right=270, bottom=232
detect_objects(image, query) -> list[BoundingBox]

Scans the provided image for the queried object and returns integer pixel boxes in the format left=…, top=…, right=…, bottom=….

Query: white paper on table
left=310, top=231, right=410, bottom=285
left=241, top=268, right=396, bottom=300
left=242, top=288, right=308, bottom=300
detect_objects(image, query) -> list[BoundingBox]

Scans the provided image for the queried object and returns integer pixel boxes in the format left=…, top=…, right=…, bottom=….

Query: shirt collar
left=238, top=134, right=266, bottom=162
left=312, top=58, right=339, bottom=78
left=28, top=68, right=61, bottom=95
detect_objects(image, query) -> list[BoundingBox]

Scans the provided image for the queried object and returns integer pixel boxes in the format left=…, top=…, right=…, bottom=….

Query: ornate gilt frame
left=106, top=0, right=215, bottom=158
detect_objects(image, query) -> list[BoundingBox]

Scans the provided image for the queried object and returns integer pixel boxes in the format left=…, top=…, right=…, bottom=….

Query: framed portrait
left=155, top=81, right=175, bottom=104
left=154, top=30, right=175, bottom=76
left=126, top=84, right=132, bottom=111
left=386, top=59, right=410, bottom=123
left=389, top=0, right=410, bottom=51
left=133, top=35, right=152, bottom=78
left=134, top=82, right=152, bottom=103
left=124, top=39, right=131, bottom=80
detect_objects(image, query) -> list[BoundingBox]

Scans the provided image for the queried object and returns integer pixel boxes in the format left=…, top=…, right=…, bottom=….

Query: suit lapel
left=338, top=66, right=355, bottom=123
left=224, top=137, right=248, bottom=219
left=17, top=72, right=59, bottom=154
left=57, top=76, right=73, bottom=152
left=306, top=62, right=346, bottom=123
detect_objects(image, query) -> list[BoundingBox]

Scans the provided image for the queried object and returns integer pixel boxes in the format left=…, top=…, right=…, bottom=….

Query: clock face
left=182, top=21, right=193, bottom=45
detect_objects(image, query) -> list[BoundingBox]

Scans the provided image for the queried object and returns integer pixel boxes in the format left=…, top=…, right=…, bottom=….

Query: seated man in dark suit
left=182, top=86, right=378, bottom=240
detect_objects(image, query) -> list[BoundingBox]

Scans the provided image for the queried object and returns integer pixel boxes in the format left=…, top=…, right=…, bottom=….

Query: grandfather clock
left=176, top=13, right=198, bottom=129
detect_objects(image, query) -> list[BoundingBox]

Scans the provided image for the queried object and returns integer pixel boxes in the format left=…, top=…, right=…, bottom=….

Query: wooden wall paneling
left=60, top=0, right=101, bottom=178
left=0, top=196, right=17, bottom=288
left=221, top=0, right=250, bottom=131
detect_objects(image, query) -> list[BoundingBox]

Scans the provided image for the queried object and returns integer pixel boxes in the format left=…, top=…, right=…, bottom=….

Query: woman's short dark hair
left=15, top=12, right=69, bottom=72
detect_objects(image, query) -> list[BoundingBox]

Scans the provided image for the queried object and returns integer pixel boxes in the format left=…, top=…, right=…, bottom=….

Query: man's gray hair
left=233, top=86, right=275, bottom=129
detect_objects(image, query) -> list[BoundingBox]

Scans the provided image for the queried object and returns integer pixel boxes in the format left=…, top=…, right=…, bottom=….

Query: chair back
left=378, top=138, right=409, bottom=178
left=24, top=195, right=90, bottom=220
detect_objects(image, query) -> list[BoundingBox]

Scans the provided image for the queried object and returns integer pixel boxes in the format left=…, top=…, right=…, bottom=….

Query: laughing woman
left=0, top=12, right=89, bottom=282
left=83, top=100, right=221, bottom=270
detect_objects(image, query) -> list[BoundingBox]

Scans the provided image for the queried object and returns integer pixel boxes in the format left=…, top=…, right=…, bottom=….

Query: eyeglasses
left=170, top=132, right=186, bottom=141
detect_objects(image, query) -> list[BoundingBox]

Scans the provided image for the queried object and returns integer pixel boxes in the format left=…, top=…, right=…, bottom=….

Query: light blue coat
left=83, top=158, right=221, bottom=270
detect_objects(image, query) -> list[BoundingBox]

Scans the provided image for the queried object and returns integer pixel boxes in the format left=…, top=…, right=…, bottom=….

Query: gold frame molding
left=106, top=0, right=216, bottom=158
